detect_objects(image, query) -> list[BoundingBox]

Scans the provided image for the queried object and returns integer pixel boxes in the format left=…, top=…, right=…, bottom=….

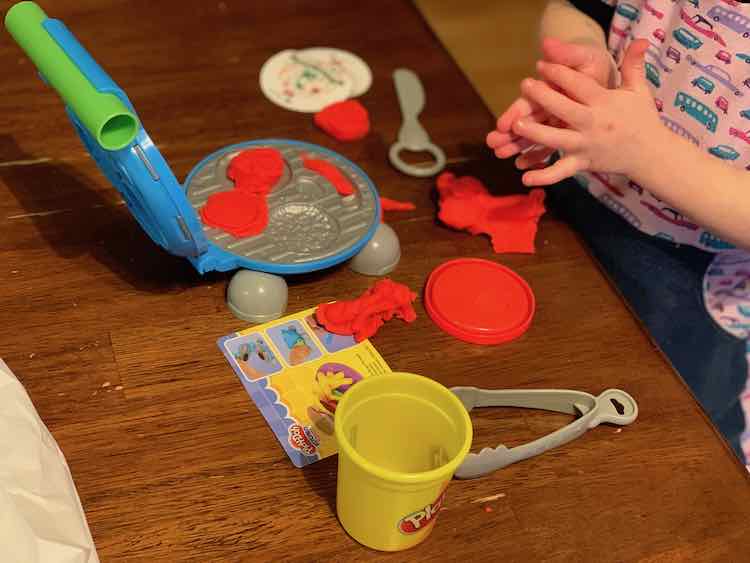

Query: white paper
left=0, top=359, right=99, bottom=563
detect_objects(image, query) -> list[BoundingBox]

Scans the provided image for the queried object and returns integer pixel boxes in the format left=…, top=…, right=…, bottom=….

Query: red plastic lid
left=424, top=258, right=535, bottom=345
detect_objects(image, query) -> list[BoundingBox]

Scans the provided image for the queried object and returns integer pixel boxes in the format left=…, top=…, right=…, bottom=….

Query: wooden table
left=1, top=1, right=748, bottom=561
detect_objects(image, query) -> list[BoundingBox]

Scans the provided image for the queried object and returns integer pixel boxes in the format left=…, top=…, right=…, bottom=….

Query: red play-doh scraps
left=303, top=157, right=356, bottom=196
left=315, top=279, right=417, bottom=342
left=436, top=172, right=546, bottom=254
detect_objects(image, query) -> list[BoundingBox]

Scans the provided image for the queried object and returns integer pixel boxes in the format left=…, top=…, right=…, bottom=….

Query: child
left=487, top=0, right=750, bottom=463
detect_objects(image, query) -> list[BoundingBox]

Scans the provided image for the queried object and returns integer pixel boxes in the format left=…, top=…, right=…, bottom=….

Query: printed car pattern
left=578, top=0, right=749, bottom=252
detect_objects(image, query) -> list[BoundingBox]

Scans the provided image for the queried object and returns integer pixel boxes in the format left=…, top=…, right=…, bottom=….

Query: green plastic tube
left=5, top=2, right=138, bottom=151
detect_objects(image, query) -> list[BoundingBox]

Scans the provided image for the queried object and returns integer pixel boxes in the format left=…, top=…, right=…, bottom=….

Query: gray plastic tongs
left=388, top=68, right=446, bottom=177
left=450, top=387, right=639, bottom=479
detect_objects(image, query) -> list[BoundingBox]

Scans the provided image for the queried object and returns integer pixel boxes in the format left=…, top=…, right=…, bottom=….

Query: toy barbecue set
left=6, top=1, right=640, bottom=553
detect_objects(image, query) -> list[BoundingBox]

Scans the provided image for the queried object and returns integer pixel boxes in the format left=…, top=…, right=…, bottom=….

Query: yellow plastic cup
left=334, top=372, right=473, bottom=551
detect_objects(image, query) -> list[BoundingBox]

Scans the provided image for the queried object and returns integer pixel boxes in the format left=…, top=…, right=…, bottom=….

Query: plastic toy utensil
left=450, top=387, right=638, bottom=479
left=388, top=68, right=446, bottom=178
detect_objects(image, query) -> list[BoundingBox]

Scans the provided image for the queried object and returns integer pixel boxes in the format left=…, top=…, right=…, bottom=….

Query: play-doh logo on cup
left=397, top=490, right=447, bottom=534
left=288, top=423, right=320, bottom=456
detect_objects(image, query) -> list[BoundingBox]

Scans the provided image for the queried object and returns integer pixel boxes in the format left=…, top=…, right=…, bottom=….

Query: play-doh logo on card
left=397, top=490, right=446, bottom=534
left=288, top=423, right=320, bottom=456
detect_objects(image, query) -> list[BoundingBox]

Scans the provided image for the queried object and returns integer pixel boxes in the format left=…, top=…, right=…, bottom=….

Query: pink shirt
left=586, top=1, right=750, bottom=467
left=578, top=0, right=750, bottom=251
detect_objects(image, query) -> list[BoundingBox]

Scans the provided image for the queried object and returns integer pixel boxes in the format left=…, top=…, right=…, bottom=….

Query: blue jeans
left=548, top=179, right=747, bottom=463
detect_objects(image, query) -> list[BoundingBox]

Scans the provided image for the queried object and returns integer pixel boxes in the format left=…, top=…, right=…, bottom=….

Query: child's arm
left=513, top=40, right=750, bottom=249
left=628, top=125, right=750, bottom=250
left=539, top=0, right=608, bottom=50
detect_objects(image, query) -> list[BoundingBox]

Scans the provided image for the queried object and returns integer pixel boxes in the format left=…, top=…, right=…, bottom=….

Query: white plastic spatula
left=450, top=387, right=639, bottom=479
left=388, top=68, right=446, bottom=177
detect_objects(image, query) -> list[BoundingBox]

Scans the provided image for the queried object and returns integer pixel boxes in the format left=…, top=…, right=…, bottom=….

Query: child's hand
left=487, top=38, right=614, bottom=164
left=511, top=39, right=661, bottom=186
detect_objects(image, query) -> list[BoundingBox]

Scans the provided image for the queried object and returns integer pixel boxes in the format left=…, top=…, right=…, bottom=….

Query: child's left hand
left=511, top=39, right=662, bottom=187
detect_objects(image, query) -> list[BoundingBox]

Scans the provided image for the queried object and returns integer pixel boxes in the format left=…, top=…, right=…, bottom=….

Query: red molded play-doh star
left=227, top=147, right=285, bottom=195
left=315, top=279, right=417, bottom=342
left=314, top=99, right=370, bottom=142
left=200, top=190, right=269, bottom=238
left=303, top=157, right=356, bottom=196
left=436, top=172, right=546, bottom=254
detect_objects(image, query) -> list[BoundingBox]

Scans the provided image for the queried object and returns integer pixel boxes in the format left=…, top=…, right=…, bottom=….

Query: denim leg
left=547, top=180, right=747, bottom=462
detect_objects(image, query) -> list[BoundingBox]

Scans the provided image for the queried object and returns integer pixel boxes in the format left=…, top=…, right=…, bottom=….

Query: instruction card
left=219, top=307, right=391, bottom=467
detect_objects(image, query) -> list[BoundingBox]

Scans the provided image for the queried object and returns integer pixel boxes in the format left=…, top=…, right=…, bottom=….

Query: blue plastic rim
left=185, top=139, right=382, bottom=276
left=48, top=17, right=209, bottom=259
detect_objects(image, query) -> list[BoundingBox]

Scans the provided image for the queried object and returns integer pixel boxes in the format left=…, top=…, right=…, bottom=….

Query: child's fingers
left=497, top=97, right=544, bottom=132
left=522, top=155, right=583, bottom=187
left=486, top=130, right=513, bottom=149
left=547, top=116, right=570, bottom=130
left=513, top=118, right=581, bottom=152
left=494, top=137, right=536, bottom=159
left=489, top=125, right=544, bottom=149
left=492, top=115, right=550, bottom=148
left=542, top=38, right=594, bottom=71
left=515, top=146, right=556, bottom=170
left=496, top=98, right=532, bottom=132
left=620, top=39, right=651, bottom=94
left=536, top=61, right=603, bottom=106
left=520, top=78, right=589, bottom=127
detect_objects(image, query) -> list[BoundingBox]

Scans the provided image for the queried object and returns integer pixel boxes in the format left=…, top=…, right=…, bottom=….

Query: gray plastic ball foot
left=350, top=223, right=401, bottom=276
left=226, top=270, right=288, bottom=323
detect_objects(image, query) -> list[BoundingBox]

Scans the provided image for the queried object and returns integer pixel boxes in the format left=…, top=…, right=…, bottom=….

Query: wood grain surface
left=0, top=1, right=748, bottom=561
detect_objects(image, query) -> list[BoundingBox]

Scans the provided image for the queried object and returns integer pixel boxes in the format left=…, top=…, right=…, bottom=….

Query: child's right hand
left=487, top=38, right=614, bottom=169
